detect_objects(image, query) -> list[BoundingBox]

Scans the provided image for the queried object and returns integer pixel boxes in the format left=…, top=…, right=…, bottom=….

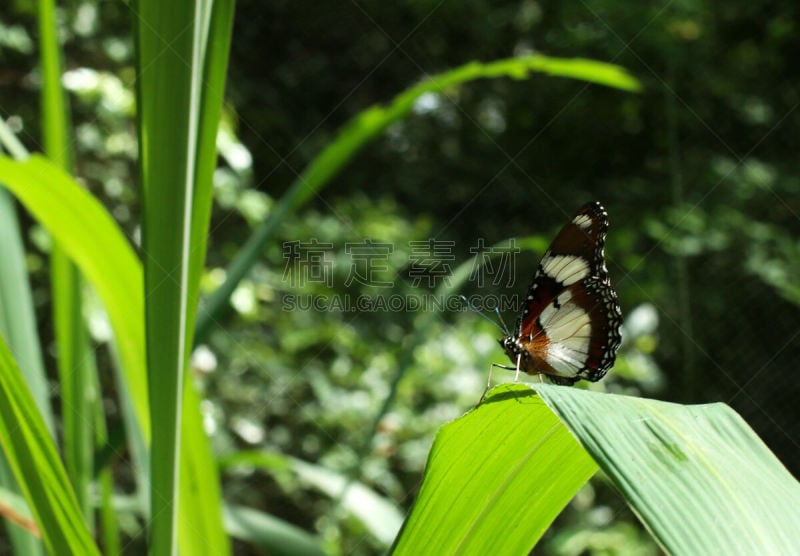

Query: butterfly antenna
left=494, top=307, right=510, bottom=336
left=459, top=295, right=507, bottom=334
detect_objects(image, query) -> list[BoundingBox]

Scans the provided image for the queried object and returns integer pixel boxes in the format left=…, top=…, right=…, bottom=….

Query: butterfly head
left=499, top=335, right=523, bottom=362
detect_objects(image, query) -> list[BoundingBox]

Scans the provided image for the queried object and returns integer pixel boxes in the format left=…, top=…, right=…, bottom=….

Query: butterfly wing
left=507, top=201, right=622, bottom=383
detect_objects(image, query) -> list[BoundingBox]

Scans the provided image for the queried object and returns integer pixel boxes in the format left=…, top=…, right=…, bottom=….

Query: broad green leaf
left=394, top=382, right=800, bottom=554
left=535, top=383, right=800, bottom=554
left=0, top=335, right=99, bottom=554
left=391, top=383, right=597, bottom=554
left=195, top=54, right=641, bottom=340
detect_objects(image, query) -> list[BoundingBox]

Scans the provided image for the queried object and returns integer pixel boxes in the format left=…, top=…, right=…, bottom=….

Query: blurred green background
left=2, top=1, right=799, bottom=554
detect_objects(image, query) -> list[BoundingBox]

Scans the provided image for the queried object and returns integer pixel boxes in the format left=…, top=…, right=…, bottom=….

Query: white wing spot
left=572, top=214, right=592, bottom=229
left=541, top=255, right=590, bottom=286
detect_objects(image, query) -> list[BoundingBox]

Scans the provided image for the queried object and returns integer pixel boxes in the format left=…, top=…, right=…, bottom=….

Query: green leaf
left=177, top=5, right=236, bottom=555
left=391, top=383, right=597, bottom=554
left=0, top=191, right=50, bottom=554
left=0, top=153, right=231, bottom=555
left=0, top=123, right=52, bottom=555
left=135, top=0, right=233, bottom=553
left=395, top=382, right=800, bottom=554
left=135, top=0, right=203, bottom=550
left=0, top=155, right=149, bottom=442
left=0, top=153, right=152, bottom=541
left=0, top=335, right=99, bottom=554
left=0, top=192, right=49, bottom=417
left=535, top=383, right=800, bottom=554
left=177, top=383, right=230, bottom=556
left=39, top=0, right=96, bottom=527
left=195, top=54, right=641, bottom=340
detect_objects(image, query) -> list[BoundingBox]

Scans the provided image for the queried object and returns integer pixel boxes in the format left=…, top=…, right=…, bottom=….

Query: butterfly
left=494, top=201, right=623, bottom=387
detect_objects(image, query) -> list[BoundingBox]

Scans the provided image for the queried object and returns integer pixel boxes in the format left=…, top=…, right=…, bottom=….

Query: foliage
left=0, top=1, right=798, bottom=555
left=393, top=383, right=800, bottom=554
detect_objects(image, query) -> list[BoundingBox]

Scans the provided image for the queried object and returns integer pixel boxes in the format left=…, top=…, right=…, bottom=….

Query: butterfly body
left=499, top=201, right=622, bottom=385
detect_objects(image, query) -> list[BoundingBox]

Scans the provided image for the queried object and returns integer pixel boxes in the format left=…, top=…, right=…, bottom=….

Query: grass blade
left=39, top=0, right=96, bottom=527
left=93, top=371, right=121, bottom=556
left=0, top=190, right=51, bottom=555
left=0, top=335, right=99, bottom=554
left=0, top=155, right=149, bottom=444
left=0, top=102, right=54, bottom=556
left=195, top=54, right=641, bottom=340
left=0, top=193, right=50, bottom=417
left=51, top=253, right=94, bottom=523
left=177, top=3, right=235, bottom=553
left=177, top=384, right=231, bottom=555
left=136, top=0, right=233, bottom=553
left=135, top=1, right=206, bottom=552
left=0, top=484, right=37, bottom=536
left=0, top=153, right=231, bottom=554
left=0, top=153, right=153, bottom=534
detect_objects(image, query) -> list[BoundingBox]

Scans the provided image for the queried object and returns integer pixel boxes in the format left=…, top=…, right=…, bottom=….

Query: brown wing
left=504, top=201, right=622, bottom=382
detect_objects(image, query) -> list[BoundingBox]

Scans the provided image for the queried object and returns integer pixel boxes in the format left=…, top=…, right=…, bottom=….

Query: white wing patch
left=538, top=290, right=591, bottom=377
left=572, top=214, right=593, bottom=229
left=541, top=254, right=590, bottom=286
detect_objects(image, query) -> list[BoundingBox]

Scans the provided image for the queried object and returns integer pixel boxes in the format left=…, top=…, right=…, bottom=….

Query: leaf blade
left=195, top=54, right=641, bottom=340
left=391, top=384, right=597, bottom=554
left=535, top=383, right=800, bottom=554
left=0, top=335, right=99, bottom=554
left=0, top=155, right=149, bottom=439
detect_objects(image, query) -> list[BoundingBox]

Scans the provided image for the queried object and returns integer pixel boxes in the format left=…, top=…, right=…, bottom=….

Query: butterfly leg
left=513, top=353, right=522, bottom=382
left=479, top=362, right=517, bottom=403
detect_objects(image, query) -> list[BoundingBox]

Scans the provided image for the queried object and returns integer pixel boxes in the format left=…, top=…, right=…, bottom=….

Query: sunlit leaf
left=536, top=383, right=800, bottom=554
left=393, top=382, right=800, bottom=554
left=391, top=384, right=597, bottom=554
